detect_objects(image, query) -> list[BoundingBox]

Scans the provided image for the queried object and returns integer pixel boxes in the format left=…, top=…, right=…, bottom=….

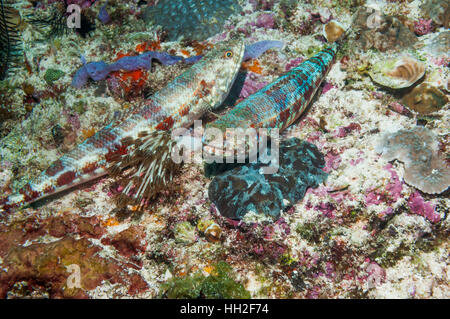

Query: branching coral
left=376, top=126, right=450, bottom=194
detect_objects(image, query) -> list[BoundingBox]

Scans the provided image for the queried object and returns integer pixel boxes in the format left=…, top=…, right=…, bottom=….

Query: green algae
left=44, top=68, right=65, bottom=85
left=161, top=261, right=250, bottom=299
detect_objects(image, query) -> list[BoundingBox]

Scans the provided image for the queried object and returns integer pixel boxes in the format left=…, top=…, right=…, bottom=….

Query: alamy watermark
left=66, top=264, right=81, bottom=289
left=67, top=4, right=81, bottom=29
left=171, top=120, right=280, bottom=174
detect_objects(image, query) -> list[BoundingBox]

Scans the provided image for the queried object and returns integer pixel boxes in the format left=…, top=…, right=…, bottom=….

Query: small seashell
left=401, top=83, right=448, bottom=115
left=204, top=223, right=222, bottom=243
left=369, top=56, right=426, bottom=89
left=323, top=20, right=345, bottom=43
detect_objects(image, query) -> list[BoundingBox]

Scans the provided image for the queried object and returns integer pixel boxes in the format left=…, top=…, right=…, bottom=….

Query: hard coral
left=353, top=7, right=417, bottom=52
left=377, top=127, right=450, bottom=194
left=420, top=0, right=450, bottom=28
left=369, top=56, right=425, bottom=89
left=401, top=83, right=448, bottom=115
left=142, top=0, right=241, bottom=41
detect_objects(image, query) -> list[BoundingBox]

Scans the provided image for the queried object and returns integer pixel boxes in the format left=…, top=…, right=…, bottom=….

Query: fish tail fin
left=107, top=130, right=183, bottom=208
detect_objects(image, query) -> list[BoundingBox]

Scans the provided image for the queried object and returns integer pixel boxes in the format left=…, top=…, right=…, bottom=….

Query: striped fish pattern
left=0, top=40, right=245, bottom=213
left=206, top=43, right=339, bottom=134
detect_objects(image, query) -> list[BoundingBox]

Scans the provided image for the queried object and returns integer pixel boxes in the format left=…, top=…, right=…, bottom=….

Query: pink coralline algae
left=414, top=19, right=433, bottom=36
left=239, top=73, right=268, bottom=100
left=321, top=82, right=335, bottom=94
left=315, top=202, right=336, bottom=218
left=407, top=191, right=440, bottom=223
left=256, top=13, right=276, bottom=29
left=365, top=164, right=403, bottom=206
left=334, top=122, right=361, bottom=138
left=366, top=261, right=386, bottom=288
left=387, top=102, right=413, bottom=118
left=323, top=152, right=341, bottom=173
left=285, top=57, right=304, bottom=72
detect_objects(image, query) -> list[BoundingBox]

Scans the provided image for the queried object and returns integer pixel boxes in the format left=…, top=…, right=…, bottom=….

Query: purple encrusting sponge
left=71, top=51, right=185, bottom=88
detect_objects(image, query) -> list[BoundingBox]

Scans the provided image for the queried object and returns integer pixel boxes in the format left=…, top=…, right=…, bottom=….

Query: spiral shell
left=369, top=56, right=426, bottom=89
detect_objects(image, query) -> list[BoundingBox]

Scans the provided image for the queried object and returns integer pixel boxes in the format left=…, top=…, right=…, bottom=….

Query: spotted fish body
left=0, top=40, right=245, bottom=213
left=206, top=43, right=339, bottom=134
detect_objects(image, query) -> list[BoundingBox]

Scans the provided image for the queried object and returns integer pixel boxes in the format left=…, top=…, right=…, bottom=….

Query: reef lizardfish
left=206, top=42, right=339, bottom=136
left=0, top=40, right=246, bottom=214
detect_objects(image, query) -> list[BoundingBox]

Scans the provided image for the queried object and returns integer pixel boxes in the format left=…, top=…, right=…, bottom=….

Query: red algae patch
left=0, top=237, right=124, bottom=298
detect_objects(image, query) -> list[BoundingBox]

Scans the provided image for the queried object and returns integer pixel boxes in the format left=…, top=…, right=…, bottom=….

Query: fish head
left=197, top=39, right=245, bottom=109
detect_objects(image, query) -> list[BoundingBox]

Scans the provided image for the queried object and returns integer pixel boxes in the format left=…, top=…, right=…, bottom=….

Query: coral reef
left=0, top=0, right=448, bottom=300
left=208, top=138, right=328, bottom=220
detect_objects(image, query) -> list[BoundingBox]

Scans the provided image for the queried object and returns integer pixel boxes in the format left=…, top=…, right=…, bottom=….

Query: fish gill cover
left=0, top=0, right=22, bottom=80
left=142, top=0, right=242, bottom=41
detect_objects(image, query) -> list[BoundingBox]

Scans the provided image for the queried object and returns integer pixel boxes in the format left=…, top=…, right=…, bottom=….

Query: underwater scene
left=0, top=0, right=448, bottom=300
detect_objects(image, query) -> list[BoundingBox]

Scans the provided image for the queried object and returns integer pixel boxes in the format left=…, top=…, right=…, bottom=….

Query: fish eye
left=224, top=50, right=233, bottom=58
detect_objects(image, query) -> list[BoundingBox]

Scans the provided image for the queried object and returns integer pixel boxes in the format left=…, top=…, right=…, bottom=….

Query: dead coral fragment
left=377, top=127, right=450, bottom=194
left=369, top=56, right=425, bottom=89
left=401, top=83, right=448, bottom=115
